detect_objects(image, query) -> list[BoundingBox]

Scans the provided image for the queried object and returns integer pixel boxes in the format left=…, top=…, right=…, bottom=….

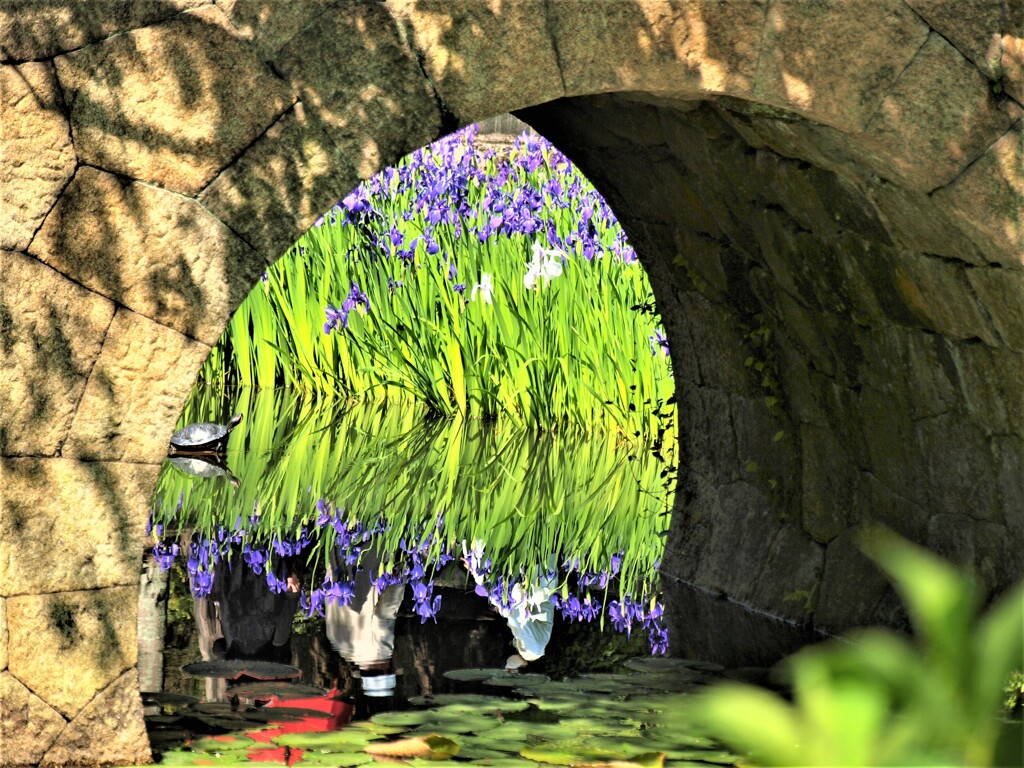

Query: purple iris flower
left=610, top=552, right=624, bottom=576
left=325, top=579, right=355, bottom=607
left=300, top=588, right=326, bottom=618
left=411, top=580, right=442, bottom=623
left=323, top=283, right=370, bottom=335
left=649, top=329, right=670, bottom=356
left=648, top=622, right=669, bottom=656
left=191, top=568, right=214, bottom=598
left=609, top=600, right=632, bottom=636
left=152, top=542, right=179, bottom=571
left=580, top=594, right=601, bottom=621
left=315, top=498, right=332, bottom=527
left=243, top=545, right=267, bottom=575
left=342, top=187, right=372, bottom=218
left=266, top=568, right=288, bottom=594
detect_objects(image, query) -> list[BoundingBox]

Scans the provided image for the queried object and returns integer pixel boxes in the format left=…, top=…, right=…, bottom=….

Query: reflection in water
left=141, top=388, right=688, bottom=762
left=148, top=387, right=674, bottom=654
left=144, top=558, right=750, bottom=766
left=325, top=543, right=403, bottom=698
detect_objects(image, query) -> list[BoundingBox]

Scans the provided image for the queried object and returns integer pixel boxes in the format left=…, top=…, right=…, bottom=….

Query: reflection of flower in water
left=151, top=501, right=668, bottom=654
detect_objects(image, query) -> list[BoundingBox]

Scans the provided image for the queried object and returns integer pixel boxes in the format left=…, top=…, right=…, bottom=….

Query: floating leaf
left=444, top=668, right=510, bottom=682
left=158, top=749, right=240, bottom=765
left=406, top=694, right=529, bottom=713
left=188, top=735, right=256, bottom=754
left=300, top=753, right=376, bottom=767
left=624, top=658, right=722, bottom=674
left=372, top=710, right=455, bottom=727
left=348, top=721, right=409, bottom=735
left=403, top=715, right=501, bottom=735
left=228, top=681, right=328, bottom=699
left=572, top=751, right=667, bottom=768
left=182, top=660, right=301, bottom=680
left=273, top=730, right=377, bottom=750
left=488, top=673, right=550, bottom=688
left=365, top=734, right=461, bottom=760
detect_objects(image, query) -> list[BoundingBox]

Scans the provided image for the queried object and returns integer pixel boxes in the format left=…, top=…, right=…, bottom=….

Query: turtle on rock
left=168, top=413, right=242, bottom=456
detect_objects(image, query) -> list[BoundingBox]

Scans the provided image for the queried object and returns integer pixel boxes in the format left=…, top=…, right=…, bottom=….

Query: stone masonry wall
left=522, top=94, right=1024, bottom=646
left=4, top=1, right=1024, bottom=763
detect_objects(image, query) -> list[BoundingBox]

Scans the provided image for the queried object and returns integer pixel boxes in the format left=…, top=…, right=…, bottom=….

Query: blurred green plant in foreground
left=692, top=529, right=1023, bottom=766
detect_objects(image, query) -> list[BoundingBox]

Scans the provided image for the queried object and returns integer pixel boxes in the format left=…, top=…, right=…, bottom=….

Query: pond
left=138, top=386, right=759, bottom=766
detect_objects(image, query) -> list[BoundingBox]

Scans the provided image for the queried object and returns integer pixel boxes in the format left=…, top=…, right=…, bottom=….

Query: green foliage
left=691, top=529, right=1024, bottom=766
left=152, top=386, right=672, bottom=599
left=197, top=128, right=674, bottom=437
left=1004, top=671, right=1024, bottom=715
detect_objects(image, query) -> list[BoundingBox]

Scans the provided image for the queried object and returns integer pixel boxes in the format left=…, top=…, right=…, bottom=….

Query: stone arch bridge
left=3, top=1, right=1024, bottom=764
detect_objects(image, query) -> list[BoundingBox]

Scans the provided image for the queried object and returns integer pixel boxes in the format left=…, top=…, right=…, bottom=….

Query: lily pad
left=364, top=733, right=461, bottom=759
left=488, top=673, right=550, bottom=688
left=188, top=735, right=256, bottom=754
left=158, top=749, right=241, bottom=765
left=403, top=715, right=502, bottom=735
left=456, top=745, right=512, bottom=760
left=556, top=721, right=643, bottom=739
left=228, top=681, right=328, bottom=699
left=371, top=709, right=456, bottom=727
left=347, top=720, right=409, bottom=735
left=484, top=722, right=578, bottom=742
left=431, top=700, right=531, bottom=717
left=182, top=660, right=301, bottom=680
left=624, top=658, right=723, bottom=674
left=572, top=751, right=667, bottom=768
left=298, top=753, right=375, bottom=766
left=444, top=668, right=510, bottom=682
left=520, top=743, right=627, bottom=765
left=407, top=694, right=529, bottom=712
left=273, top=730, right=377, bottom=750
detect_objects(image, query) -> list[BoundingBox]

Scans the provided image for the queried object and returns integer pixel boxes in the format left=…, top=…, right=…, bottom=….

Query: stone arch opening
left=5, top=2, right=1024, bottom=764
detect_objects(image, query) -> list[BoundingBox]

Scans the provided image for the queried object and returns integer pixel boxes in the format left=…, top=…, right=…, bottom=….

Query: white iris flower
left=471, top=272, right=494, bottom=304
left=524, top=242, right=564, bottom=290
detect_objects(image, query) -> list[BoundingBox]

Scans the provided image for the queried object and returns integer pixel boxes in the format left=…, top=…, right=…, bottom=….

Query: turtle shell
left=169, top=413, right=242, bottom=451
